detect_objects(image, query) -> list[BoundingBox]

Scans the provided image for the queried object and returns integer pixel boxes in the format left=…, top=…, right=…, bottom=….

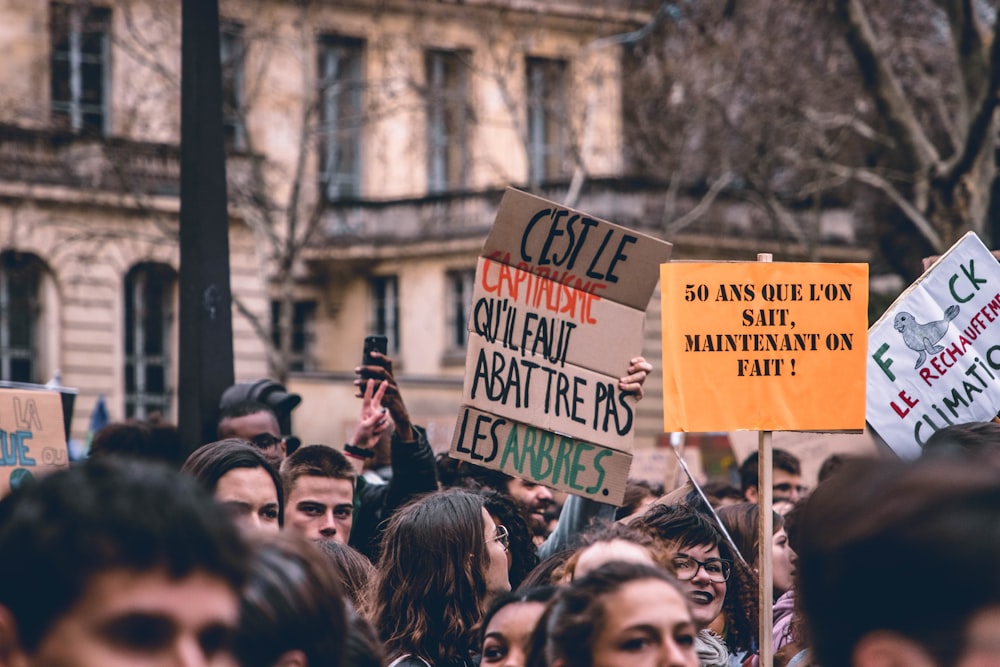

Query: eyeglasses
left=249, top=433, right=283, bottom=450
left=672, top=555, right=732, bottom=583
left=490, top=525, right=509, bottom=551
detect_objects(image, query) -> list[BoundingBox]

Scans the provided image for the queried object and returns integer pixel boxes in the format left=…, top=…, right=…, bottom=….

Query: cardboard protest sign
left=451, top=188, right=672, bottom=504
left=481, top=188, right=673, bottom=311
left=867, top=232, right=1000, bottom=459
left=450, top=406, right=633, bottom=501
left=0, top=388, right=69, bottom=496
left=461, top=333, right=637, bottom=450
left=661, top=262, right=868, bottom=432
left=469, top=256, right=645, bottom=378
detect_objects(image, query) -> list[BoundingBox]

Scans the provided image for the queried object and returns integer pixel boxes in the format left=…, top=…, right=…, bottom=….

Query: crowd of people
left=2, top=352, right=1000, bottom=667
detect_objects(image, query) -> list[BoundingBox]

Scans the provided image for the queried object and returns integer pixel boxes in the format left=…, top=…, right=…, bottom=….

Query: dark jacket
left=350, top=424, right=438, bottom=559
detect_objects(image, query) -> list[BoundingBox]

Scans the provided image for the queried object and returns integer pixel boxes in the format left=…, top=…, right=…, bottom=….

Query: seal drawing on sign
left=893, top=305, right=960, bottom=369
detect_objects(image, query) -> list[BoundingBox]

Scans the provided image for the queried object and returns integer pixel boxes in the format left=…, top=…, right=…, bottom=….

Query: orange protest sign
left=661, top=262, right=869, bottom=432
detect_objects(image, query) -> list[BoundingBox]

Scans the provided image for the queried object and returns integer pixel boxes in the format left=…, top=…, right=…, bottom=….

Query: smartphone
left=361, top=334, right=388, bottom=381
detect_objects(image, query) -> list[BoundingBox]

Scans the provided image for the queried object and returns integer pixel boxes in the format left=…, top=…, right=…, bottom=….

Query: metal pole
left=178, top=0, right=234, bottom=453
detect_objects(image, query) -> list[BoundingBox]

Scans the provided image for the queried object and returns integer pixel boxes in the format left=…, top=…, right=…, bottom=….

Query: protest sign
left=0, top=388, right=69, bottom=496
left=661, top=262, right=868, bottom=432
left=867, top=232, right=1000, bottom=459
left=450, top=406, right=633, bottom=501
left=469, top=256, right=645, bottom=378
left=450, top=188, right=672, bottom=504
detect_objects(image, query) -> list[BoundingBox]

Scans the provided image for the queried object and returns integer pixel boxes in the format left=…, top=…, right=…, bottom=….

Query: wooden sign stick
left=757, top=252, right=774, bottom=667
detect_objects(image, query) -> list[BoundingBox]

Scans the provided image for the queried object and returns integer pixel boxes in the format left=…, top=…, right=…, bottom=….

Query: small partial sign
left=0, top=389, right=69, bottom=496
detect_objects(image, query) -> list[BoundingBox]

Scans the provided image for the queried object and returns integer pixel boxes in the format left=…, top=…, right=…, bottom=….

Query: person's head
left=717, top=502, right=796, bottom=597
left=739, top=448, right=805, bottom=503
left=182, top=438, right=284, bottom=533
left=700, top=480, right=745, bottom=509
left=797, top=457, right=1000, bottom=667
left=314, top=539, right=376, bottom=610
left=235, top=534, right=347, bottom=667
left=922, top=421, right=1000, bottom=463
left=217, top=400, right=285, bottom=467
left=481, top=489, right=540, bottom=590
left=615, top=480, right=658, bottom=521
left=481, top=586, right=558, bottom=667
left=280, top=445, right=356, bottom=544
left=506, top=477, right=554, bottom=526
left=519, top=549, right=575, bottom=589
left=0, top=458, right=248, bottom=667
left=369, top=489, right=511, bottom=663
left=88, top=419, right=184, bottom=468
left=537, top=561, right=699, bottom=667
left=555, top=522, right=668, bottom=583
left=632, top=504, right=757, bottom=653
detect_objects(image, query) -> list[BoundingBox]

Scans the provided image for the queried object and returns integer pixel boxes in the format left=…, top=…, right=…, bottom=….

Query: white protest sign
left=867, top=233, right=1000, bottom=458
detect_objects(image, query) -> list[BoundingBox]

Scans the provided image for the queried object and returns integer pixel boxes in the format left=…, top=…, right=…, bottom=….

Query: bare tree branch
left=831, top=0, right=941, bottom=168
left=939, top=15, right=1000, bottom=187
left=665, top=172, right=733, bottom=235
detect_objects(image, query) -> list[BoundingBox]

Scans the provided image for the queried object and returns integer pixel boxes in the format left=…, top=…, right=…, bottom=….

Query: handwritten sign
left=450, top=188, right=672, bottom=504
left=469, top=257, right=646, bottom=379
left=0, top=389, right=69, bottom=496
left=867, top=233, right=1000, bottom=458
left=452, top=406, right=633, bottom=500
left=661, top=262, right=868, bottom=431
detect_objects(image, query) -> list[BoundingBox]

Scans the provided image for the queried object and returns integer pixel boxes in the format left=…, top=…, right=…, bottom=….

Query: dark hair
left=182, top=438, right=284, bottom=526
left=518, top=549, right=575, bottom=589
left=480, top=489, right=539, bottom=589
left=315, top=539, right=376, bottom=609
left=280, top=444, right=355, bottom=501
left=235, top=534, right=347, bottom=667
left=797, top=457, right=1000, bottom=667
left=739, top=448, right=801, bottom=493
left=89, top=420, right=184, bottom=468
left=479, top=585, right=558, bottom=649
left=534, top=562, right=690, bottom=667
left=716, top=502, right=784, bottom=567
left=816, top=453, right=850, bottom=483
left=345, top=607, right=386, bottom=667
left=632, top=503, right=758, bottom=653
left=922, top=421, right=1000, bottom=460
left=0, top=458, right=248, bottom=650
left=615, top=479, right=657, bottom=520
left=368, top=489, right=493, bottom=664
left=700, top=480, right=744, bottom=507
left=437, top=453, right=513, bottom=492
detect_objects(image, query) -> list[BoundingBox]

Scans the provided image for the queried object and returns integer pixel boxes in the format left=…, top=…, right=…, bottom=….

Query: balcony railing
left=0, top=124, right=257, bottom=199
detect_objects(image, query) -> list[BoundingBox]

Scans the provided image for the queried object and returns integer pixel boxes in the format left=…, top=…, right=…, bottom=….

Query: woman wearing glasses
left=632, top=504, right=757, bottom=667
left=367, top=489, right=511, bottom=667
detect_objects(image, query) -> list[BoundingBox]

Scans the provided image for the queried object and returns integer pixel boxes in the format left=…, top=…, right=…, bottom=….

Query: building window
left=447, top=269, right=475, bottom=352
left=319, top=36, right=365, bottom=200
left=526, top=57, right=569, bottom=185
left=0, top=253, right=44, bottom=383
left=124, top=264, right=175, bottom=420
left=50, top=3, right=110, bottom=135
left=426, top=49, right=471, bottom=194
left=270, top=300, right=316, bottom=372
left=220, top=22, right=246, bottom=151
left=370, top=276, right=399, bottom=355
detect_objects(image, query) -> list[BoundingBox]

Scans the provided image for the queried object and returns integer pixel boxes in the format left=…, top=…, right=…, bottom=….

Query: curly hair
left=632, top=503, right=758, bottom=654
left=366, top=490, right=491, bottom=665
left=479, top=489, right=538, bottom=589
left=553, top=521, right=672, bottom=583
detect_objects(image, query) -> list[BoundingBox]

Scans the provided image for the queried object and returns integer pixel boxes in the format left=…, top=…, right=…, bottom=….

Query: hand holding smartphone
left=361, top=334, right=388, bottom=381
